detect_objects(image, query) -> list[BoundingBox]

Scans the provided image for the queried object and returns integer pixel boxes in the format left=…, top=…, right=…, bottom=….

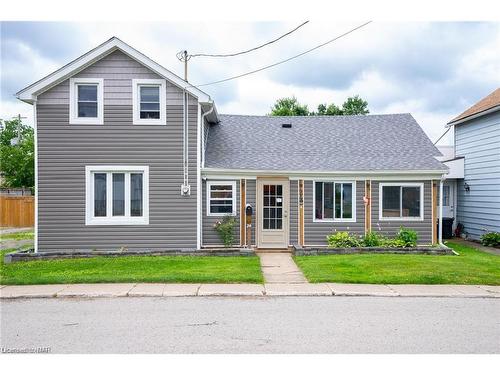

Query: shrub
left=362, top=232, right=384, bottom=247
left=395, top=226, right=418, bottom=247
left=327, top=231, right=361, bottom=248
left=380, top=238, right=407, bottom=248
left=480, top=232, right=500, bottom=247
left=213, top=215, right=236, bottom=247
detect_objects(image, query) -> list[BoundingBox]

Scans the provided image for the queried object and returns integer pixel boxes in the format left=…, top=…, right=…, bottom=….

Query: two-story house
left=16, top=37, right=447, bottom=253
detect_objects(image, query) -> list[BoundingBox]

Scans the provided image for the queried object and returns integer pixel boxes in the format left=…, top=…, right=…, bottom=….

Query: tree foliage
left=0, top=119, right=34, bottom=188
left=269, top=96, right=309, bottom=116
left=270, top=95, right=369, bottom=116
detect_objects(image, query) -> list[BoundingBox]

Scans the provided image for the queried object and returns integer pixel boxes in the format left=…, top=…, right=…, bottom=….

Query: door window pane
left=342, top=183, right=353, bottom=219
left=130, top=173, right=143, bottom=217
left=263, top=184, right=283, bottom=230
left=382, top=186, right=400, bottom=217
left=402, top=186, right=420, bottom=217
left=77, top=85, right=98, bottom=118
left=140, top=86, right=160, bottom=119
left=112, top=173, right=125, bottom=216
left=94, top=173, right=107, bottom=217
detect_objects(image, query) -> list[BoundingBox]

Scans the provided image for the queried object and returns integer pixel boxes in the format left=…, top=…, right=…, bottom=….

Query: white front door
left=441, top=182, right=454, bottom=218
left=257, top=179, right=289, bottom=249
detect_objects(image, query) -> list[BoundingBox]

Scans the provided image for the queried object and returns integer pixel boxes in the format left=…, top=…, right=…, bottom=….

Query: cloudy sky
left=1, top=21, right=499, bottom=144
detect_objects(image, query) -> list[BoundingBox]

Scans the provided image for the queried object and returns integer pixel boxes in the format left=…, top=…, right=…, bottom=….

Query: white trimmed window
left=379, top=182, right=424, bottom=221
left=69, top=78, right=104, bottom=124
left=314, top=181, right=356, bottom=222
left=132, top=79, right=166, bottom=125
left=85, top=166, right=149, bottom=225
left=207, top=181, right=237, bottom=216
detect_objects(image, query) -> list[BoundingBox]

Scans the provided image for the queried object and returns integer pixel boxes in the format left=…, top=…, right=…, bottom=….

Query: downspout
left=181, top=90, right=190, bottom=195
left=198, top=101, right=215, bottom=249
left=439, top=176, right=445, bottom=246
left=201, top=101, right=215, bottom=168
left=33, top=100, right=38, bottom=253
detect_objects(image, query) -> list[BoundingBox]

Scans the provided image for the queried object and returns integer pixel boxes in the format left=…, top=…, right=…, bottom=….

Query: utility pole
left=176, top=50, right=190, bottom=82
left=11, top=114, right=27, bottom=146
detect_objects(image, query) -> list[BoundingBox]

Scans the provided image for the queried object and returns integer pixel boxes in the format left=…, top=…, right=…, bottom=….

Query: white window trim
left=312, top=180, right=357, bottom=223
left=132, top=79, right=166, bottom=125
left=85, top=165, right=149, bottom=225
left=69, top=78, right=104, bottom=125
left=379, top=182, right=424, bottom=221
left=206, top=180, right=237, bottom=217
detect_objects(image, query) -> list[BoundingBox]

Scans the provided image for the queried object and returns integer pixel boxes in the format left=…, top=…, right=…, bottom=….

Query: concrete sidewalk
left=1, top=283, right=499, bottom=299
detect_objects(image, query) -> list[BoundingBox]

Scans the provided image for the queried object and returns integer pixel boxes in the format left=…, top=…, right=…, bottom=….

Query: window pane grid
left=315, top=181, right=353, bottom=221
left=263, top=184, right=283, bottom=230
left=209, top=184, right=234, bottom=215
left=93, top=171, right=144, bottom=219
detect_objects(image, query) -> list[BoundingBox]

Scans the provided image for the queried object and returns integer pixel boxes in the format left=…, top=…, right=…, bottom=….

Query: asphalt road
left=1, top=296, right=499, bottom=354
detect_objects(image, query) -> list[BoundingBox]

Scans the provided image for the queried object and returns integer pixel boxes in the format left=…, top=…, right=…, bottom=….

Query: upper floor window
left=314, top=181, right=356, bottom=222
left=132, top=79, right=166, bottom=125
left=379, top=183, right=423, bottom=221
left=85, top=165, right=149, bottom=225
left=69, top=78, right=104, bottom=124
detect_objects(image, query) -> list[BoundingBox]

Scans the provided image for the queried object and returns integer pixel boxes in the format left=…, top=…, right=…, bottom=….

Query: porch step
left=255, top=248, right=293, bottom=254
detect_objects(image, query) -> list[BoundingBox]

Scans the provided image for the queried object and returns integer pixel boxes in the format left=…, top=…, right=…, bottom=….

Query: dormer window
left=69, top=78, right=104, bottom=124
left=132, top=79, right=166, bottom=125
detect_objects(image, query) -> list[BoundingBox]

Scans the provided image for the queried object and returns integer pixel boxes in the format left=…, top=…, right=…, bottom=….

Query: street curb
left=1, top=283, right=499, bottom=299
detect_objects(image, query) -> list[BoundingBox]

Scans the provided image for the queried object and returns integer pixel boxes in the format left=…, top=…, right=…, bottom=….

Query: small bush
left=395, top=226, right=418, bottom=247
left=380, top=238, right=407, bottom=248
left=362, top=232, right=384, bottom=247
left=327, top=232, right=361, bottom=248
left=213, top=215, right=236, bottom=247
left=480, top=232, right=500, bottom=247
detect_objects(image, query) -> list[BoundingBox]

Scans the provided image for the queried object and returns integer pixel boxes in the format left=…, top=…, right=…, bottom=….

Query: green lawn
left=0, top=249, right=263, bottom=285
left=1, top=231, right=34, bottom=241
left=294, top=242, right=500, bottom=285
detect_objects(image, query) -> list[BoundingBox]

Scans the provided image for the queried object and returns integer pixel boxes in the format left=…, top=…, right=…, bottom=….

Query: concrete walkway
left=257, top=252, right=308, bottom=284
left=1, top=283, right=499, bottom=299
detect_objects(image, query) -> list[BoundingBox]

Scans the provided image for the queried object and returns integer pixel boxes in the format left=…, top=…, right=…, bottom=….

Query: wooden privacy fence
left=0, top=195, right=34, bottom=228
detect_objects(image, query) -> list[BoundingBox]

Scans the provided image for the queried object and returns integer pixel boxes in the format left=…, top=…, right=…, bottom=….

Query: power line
left=187, top=21, right=309, bottom=58
left=188, top=21, right=372, bottom=89
left=434, top=126, right=451, bottom=145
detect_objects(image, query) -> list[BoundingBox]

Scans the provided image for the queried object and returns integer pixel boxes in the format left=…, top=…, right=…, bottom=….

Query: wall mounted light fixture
left=464, top=182, right=470, bottom=192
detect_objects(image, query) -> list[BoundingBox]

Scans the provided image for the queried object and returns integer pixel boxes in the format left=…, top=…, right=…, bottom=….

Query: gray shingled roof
left=204, top=113, right=445, bottom=172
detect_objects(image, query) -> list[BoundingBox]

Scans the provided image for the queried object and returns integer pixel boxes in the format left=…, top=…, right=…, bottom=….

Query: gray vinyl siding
left=371, top=181, right=432, bottom=244
left=455, top=111, right=500, bottom=239
left=202, top=180, right=240, bottom=246
left=289, top=180, right=299, bottom=246
left=36, top=51, right=200, bottom=252
left=245, top=179, right=256, bottom=246
left=304, top=180, right=365, bottom=246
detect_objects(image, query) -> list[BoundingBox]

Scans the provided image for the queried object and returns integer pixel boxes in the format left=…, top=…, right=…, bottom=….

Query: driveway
left=1, top=296, right=498, bottom=353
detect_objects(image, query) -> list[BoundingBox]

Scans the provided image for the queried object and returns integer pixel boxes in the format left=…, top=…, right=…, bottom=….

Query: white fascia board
left=201, top=168, right=447, bottom=180
left=16, top=37, right=212, bottom=104
left=446, top=105, right=500, bottom=127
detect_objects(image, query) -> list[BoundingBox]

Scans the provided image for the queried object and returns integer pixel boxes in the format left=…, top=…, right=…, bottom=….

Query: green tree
left=269, top=96, right=309, bottom=116
left=270, top=95, right=369, bottom=116
left=0, top=119, right=34, bottom=188
left=341, top=95, right=369, bottom=115
left=314, top=103, right=343, bottom=116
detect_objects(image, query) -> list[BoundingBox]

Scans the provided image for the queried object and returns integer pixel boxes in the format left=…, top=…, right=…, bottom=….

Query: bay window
left=380, top=183, right=423, bottom=220
left=85, top=166, right=149, bottom=225
left=314, top=181, right=355, bottom=221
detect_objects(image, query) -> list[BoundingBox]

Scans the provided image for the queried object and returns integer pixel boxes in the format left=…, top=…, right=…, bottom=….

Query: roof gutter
left=202, top=167, right=448, bottom=179
left=446, top=105, right=500, bottom=127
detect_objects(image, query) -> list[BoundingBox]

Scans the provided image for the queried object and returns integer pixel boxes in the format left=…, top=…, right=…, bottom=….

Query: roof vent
left=281, top=123, right=292, bottom=128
